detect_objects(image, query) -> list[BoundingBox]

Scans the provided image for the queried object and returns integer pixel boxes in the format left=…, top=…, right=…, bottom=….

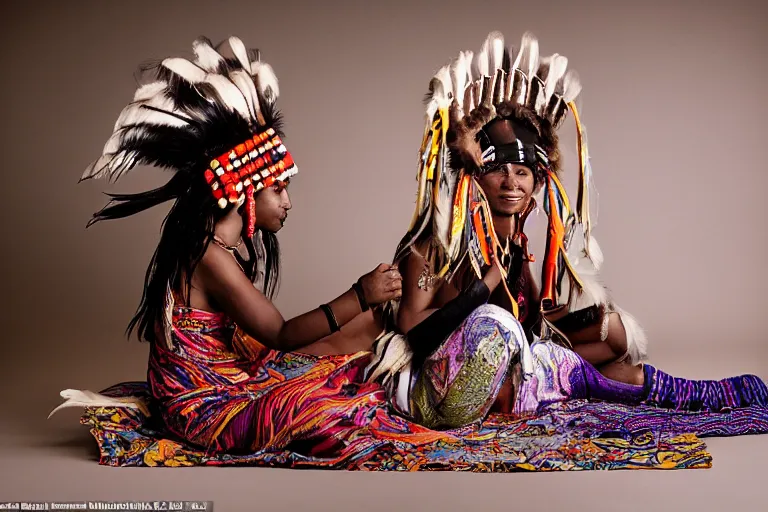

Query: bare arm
left=396, top=247, right=505, bottom=366
left=396, top=250, right=443, bottom=334
left=197, top=244, right=400, bottom=352
left=397, top=250, right=505, bottom=333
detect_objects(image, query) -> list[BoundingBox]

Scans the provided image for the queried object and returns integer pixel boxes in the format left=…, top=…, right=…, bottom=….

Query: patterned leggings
left=409, top=305, right=529, bottom=429
left=408, top=304, right=650, bottom=429
left=408, top=304, right=768, bottom=430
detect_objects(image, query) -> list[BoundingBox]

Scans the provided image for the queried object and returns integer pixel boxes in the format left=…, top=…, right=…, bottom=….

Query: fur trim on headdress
left=384, top=31, right=632, bottom=349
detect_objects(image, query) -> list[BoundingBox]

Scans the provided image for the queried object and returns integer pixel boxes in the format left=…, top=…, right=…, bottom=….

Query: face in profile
left=253, top=179, right=292, bottom=232
left=476, top=119, right=537, bottom=217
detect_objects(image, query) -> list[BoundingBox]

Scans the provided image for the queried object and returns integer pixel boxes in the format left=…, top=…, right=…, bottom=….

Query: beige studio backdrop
left=0, top=0, right=766, bottom=509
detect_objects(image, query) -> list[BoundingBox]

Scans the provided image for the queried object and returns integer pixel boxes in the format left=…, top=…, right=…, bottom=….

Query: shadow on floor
left=30, top=426, right=101, bottom=462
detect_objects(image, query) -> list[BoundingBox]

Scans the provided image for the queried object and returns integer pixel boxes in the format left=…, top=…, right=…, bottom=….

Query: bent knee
left=467, top=304, right=521, bottom=329
left=463, top=304, right=526, bottom=355
left=465, top=304, right=524, bottom=336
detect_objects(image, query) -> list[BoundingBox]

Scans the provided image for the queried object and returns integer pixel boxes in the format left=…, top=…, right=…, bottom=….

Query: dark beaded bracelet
left=352, top=281, right=370, bottom=312
left=319, top=304, right=340, bottom=333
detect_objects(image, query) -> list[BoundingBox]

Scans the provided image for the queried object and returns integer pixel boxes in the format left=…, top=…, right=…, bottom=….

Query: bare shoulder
left=194, top=241, right=250, bottom=293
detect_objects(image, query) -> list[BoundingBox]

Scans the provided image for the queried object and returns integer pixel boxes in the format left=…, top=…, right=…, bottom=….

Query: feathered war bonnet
left=394, top=31, right=600, bottom=324
left=81, top=36, right=297, bottom=349
left=81, top=36, right=298, bottom=239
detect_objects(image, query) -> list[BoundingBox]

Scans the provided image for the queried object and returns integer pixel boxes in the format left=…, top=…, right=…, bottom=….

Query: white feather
left=84, top=113, right=187, bottom=182
left=475, top=45, right=489, bottom=78
left=252, top=62, right=280, bottom=101
left=564, top=230, right=609, bottom=311
left=478, top=31, right=504, bottom=76
left=425, top=98, right=439, bottom=123
left=586, top=234, right=603, bottom=270
left=462, top=51, right=474, bottom=82
left=613, top=307, right=649, bottom=364
left=461, top=51, right=474, bottom=115
left=545, top=54, right=568, bottom=99
left=486, top=31, right=505, bottom=72
left=515, top=32, right=540, bottom=79
left=229, top=69, right=261, bottom=122
left=366, top=333, right=413, bottom=385
left=162, top=57, right=207, bottom=83
left=433, top=65, right=452, bottom=109
left=192, top=39, right=225, bottom=72
left=450, top=53, right=468, bottom=105
left=83, top=147, right=133, bottom=181
left=562, top=69, right=582, bottom=103
left=48, top=389, right=150, bottom=419
left=227, top=36, right=252, bottom=71
left=113, top=94, right=191, bottom=132
left=164, top=57, right=252, bottom=120
left=204, top=74, right=251, bottom=119
left=433, top=148, right=457, bottom=251
left=132, top=81, right=167, bottom=102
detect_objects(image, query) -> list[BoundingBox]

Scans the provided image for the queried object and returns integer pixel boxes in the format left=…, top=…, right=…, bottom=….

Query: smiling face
left=476, top=118, right=538, bottom=217
left=476, top=163, right=536, bottom=217
left=252, top=179, right=292, bottom=232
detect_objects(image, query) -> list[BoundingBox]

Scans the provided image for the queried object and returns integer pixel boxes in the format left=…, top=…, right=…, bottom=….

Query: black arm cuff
left=550, top=304, right=603, bottom=333
left=406, top=278, right=491, bottom=364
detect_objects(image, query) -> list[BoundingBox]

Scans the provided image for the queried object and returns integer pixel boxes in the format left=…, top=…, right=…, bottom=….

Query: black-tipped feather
left=83, top=36, right=286, bottom=345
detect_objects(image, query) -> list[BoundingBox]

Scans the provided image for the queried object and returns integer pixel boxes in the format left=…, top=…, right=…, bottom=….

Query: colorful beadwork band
left=204, top=128, right=296, bottom=209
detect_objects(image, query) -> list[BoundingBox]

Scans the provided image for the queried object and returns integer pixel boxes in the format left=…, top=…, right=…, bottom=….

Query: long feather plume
left=433, top=144, right=457, bottom=253
left=226, top=36, right=252, bottom=72
left=251, top=62, right=280, bottom=104
left=475, top=40, right=489, bottom=78
left=450, top=52, right=468, bottom=106
left=488, top=32, right=505, bottom=72
left=461, top=51, right=474, bottom=115
left=432, top=65, right=453, bottom=109
left=562, top=70, right=582, bottom=103
left=192, top=38, right=225, bottom=72
left=228, top=69, right=261, bottom=123
left=545, top=54, right=569, bottom=99
left=132, top=81, right=168, bottom=102
left=163, top=57, right=251, bottom=120
left=162, top=57, right=208, bottom=83
left=113, top=94, right=191, bottom=133
left=516, top=32, right=540, bottom=79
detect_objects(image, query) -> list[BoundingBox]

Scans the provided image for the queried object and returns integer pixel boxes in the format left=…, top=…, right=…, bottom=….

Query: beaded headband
left=204, top=128, right=297, bottom=209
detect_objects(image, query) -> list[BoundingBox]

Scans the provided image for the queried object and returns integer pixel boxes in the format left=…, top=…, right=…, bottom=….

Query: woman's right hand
left=358, top=263, right=403, bottom=306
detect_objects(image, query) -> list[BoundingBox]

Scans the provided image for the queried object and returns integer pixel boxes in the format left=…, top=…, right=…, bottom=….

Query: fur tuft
left=614, top=306, right=649, bottom=364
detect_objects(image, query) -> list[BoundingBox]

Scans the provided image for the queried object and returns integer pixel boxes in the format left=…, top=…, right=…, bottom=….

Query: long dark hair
left=83, top=41, right=288, bottom=343
left=89, top=179, right=282, bottom=344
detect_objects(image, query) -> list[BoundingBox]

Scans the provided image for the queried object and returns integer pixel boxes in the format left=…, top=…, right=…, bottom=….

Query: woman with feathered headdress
left=50, top=36, right=408, bottom=454
left=365, top=31, right=768, bottom=431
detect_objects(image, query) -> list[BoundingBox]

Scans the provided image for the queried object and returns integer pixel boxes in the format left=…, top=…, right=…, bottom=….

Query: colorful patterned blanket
left=78, top=381, right=768, bottom=471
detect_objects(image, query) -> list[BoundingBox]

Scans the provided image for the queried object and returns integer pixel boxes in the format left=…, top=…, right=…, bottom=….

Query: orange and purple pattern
left=69, top=305, right=768, bottom=471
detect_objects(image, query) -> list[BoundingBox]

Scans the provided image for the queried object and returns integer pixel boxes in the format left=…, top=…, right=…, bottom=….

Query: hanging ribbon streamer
left=567, top=100, right=594, bottom=259
left=540, top=172, right=584, bottom=305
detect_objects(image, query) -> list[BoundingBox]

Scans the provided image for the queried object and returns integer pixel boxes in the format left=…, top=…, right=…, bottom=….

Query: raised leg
left=409, top=304, right=526, bottom=429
